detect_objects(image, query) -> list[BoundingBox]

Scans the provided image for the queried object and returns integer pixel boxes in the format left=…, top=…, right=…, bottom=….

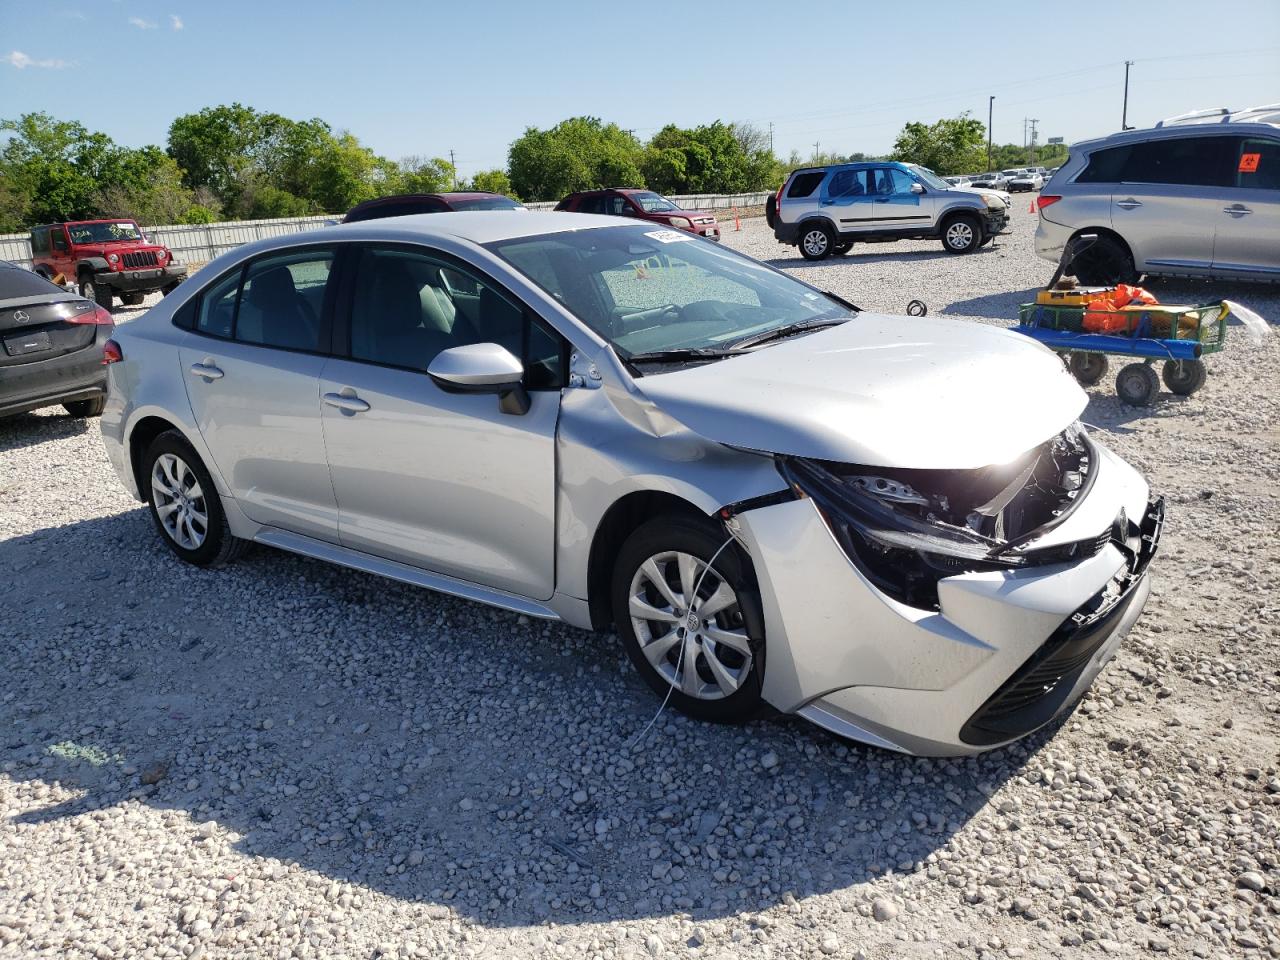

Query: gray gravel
left=1, top=210, right=1278, bottom=959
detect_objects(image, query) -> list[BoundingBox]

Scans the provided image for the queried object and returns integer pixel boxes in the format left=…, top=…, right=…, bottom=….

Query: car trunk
left=0, top=292, right=100, bottom=369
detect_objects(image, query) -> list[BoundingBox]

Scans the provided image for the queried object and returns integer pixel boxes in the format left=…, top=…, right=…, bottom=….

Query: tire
left=765, top=193, right=777, bottom=229
left=121, top=292, right=144, bottom=306
left=833, top=242, right=853, bottom=255
left=611, top=514, right=765, bottom=723
left=1071, top=235, right=1138, bottom=286
left=1116, top=362, right=1160, bottom=407
left=63, top=396, right=106, bottom=418
left=798, top=222, right=835, bottom=261
left=144, top=430, right=249, bottom=567
left=1068, top=352, right=1109, bottom=386
left=1162, top=359, right=1207, bottom=396
left=940, top=215, right=982, bottom=254
left=78, top=276, right=114, bottom=310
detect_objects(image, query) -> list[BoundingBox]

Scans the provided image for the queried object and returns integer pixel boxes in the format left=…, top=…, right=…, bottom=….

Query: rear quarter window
left=1236, top=138, right=1280, bottom=190
left=786, top=172, right=826, bottom=198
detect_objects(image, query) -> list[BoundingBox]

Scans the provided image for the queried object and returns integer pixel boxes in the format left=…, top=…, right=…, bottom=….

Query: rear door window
left=1080, top=136, right=1235, bottom=187
left=827, top=169, right=869, bottom=198
left=1235, top=138, right=1280, bottom=190
left=786, top=172, right=826, bottom=198
left=235, top=251, right=333, bottom=352
left=576, top=195, right=607, bottom=214
left=196, top=269, right=241, bottom=339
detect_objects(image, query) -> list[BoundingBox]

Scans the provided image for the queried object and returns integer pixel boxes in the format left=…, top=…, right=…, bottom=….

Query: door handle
left=323, top=391, right=370, bottom=414
left=1116, top=198, right=1142, bottom=210
left=188, top=362, right=224, bottom=381
left=1224, top=204, right=1253, bottom=217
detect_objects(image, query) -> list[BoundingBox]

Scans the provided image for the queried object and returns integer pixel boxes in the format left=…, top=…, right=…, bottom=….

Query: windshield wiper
left=727, top=317, right=849, bottom=351
left=624, top=346, right=746, bottom=365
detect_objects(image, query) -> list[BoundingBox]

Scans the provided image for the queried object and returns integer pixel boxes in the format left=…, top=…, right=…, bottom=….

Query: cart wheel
left=906, top=300, right=928, bottom=317
left=1161, top=359, right=1207, bottom=396
left=1068, top=352, right=1109, bottom=386
left=1116, top=363, right=1160, bottom=407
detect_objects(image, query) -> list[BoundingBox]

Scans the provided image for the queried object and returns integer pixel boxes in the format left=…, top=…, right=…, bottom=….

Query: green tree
left=508, top=117, right=643, bottom=201
left=96, top=146, right=199, bottom=226
left=891, top=113, right=987, bottom=176
left=468, top=168, right=514, bottom=196
left=0, top=113, right=119, bottom=223
left=399, top=155, right=457, bottom=194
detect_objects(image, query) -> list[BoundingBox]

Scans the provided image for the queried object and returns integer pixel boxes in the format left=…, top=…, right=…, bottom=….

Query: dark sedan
left=0, top=260, right=115, bottom=420
left=342, top=192, right=525, bottom=223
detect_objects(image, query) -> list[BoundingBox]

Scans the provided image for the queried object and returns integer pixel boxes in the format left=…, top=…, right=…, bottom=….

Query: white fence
left=0, top=193, right=772, bottom=270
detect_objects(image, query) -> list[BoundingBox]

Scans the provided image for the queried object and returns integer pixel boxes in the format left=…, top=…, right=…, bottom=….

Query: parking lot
left=1, top=209, right=1277, bottom=959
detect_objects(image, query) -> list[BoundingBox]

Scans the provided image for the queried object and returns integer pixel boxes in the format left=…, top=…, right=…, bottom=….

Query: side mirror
left=427, top=342, right=530, bottom=415
left=910, top=182, right=925, bottom=194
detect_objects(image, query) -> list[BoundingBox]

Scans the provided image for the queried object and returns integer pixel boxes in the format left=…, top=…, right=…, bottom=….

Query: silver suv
left=769, top=162, right=1011, bottom=259
left=1036, top=105, right=1280, bottom=284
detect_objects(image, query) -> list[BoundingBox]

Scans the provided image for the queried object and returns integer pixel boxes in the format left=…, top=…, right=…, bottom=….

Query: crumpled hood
left=633, top=313, right=1087, bottom=469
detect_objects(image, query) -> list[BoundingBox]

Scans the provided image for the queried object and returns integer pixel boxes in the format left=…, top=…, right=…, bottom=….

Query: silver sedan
left=100, top=212, right=1161, bottom=756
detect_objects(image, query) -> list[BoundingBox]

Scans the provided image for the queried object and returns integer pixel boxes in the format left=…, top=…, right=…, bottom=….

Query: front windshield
left=450, top=196, right=524, bottom=211
left=631, top=191, right=681, bottom=213
left=67, top=221, right=142, bottom=244
left=908, top=165, right=953, bottom=191
left=487, top=225, right=853, bottom=360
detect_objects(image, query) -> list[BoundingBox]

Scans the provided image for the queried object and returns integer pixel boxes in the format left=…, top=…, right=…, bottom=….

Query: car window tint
left=348, top=247, right=562, bottom=388
left=827, top=169, right=868, bottom=198
left=1082, top=136, right=1236, bottom=187
left=30, top=229, right=49, bottom=255
left=1236, top=138, right=1280, bottom=190
left=870, top=168, right=915, bottom=195
left=787, top=172, right=825, bottom=198
left=235, top=251, right=331, bottom=351
left=606, top=195, right=632, bottom=215
left=196, top=269, right=241, bottom=338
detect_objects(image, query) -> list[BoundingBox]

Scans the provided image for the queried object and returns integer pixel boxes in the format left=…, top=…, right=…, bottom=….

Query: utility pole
left=1122, top=60, right=1134, bottom=130
left=449, top=149, right=457, bottom=189
left=1029, top=119, right=1039, bottom=165
left=768, top=121, right=774, bottom=155
left=987, top=96, right=994, bottom=171
left=812, top=141, right=820, bottom=162
left=1023, top=117, right=1028, bottom=153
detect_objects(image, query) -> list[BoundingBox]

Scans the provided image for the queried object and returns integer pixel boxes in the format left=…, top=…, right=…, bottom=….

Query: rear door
left=178, top=247, right=341, bottom=542
left=1106, top=135, right=1236, bottom=274
left=1212, top=136, right=1280, bottom=279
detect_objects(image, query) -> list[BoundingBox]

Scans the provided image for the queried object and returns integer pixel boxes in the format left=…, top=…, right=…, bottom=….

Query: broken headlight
left=777, top=425, right=1099, bottom=610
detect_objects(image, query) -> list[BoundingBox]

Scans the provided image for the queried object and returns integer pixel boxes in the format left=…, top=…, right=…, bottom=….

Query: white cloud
left=4, top=50, right=71, bottom=69
left=129, top=16, right=157, bottom=29
left=169, top=14, right=183, bottom=30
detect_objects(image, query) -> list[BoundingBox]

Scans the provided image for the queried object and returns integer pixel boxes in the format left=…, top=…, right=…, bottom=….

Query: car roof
left=319, top=210, right=641, bottom=245
left=1072, top=119, right=1279, bottom=152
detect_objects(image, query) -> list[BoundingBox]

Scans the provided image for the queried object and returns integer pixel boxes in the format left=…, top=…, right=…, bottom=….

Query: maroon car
left=342, top=192, right=525, bottom=223
left=555, top=189, right=720, bottom=240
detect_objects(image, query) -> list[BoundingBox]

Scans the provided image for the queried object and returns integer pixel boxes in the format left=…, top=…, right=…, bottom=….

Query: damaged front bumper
left=734, top=440, right=1160, bottom=756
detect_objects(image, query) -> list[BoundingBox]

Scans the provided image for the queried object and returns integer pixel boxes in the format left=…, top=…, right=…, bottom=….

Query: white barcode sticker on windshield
left=644, top=230, right=691, bottom=244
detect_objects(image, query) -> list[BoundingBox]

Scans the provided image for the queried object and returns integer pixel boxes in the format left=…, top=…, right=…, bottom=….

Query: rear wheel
left=144, top=431, right=249, bottom=567
left=611, top=515, right=764, bottom=723
left=63, top=396, right=106, bottom=418
left=78, top=277, right=113, bottom=310
left=1116, top=362, right=1160, bottom=407
left=941, top=215, right=982, bottom=254
left=1068, top=352, right=1109, bottom=386
left=1071, top=235, right=1138, bottom=286
left=799, top=223, right=834, bottom=261
left=1162, top=359, right=1207, bottom=396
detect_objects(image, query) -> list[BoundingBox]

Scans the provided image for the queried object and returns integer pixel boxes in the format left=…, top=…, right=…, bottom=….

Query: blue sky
left=1, top=0, right=1277, bottom=178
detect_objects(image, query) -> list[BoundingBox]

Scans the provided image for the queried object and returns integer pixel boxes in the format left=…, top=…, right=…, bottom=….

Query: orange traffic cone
left=1028, top=199, right=1036, bottom=213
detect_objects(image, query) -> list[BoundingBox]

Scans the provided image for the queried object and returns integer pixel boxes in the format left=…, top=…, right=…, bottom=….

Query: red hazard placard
left=1239, top=152, right=1261, bottom=173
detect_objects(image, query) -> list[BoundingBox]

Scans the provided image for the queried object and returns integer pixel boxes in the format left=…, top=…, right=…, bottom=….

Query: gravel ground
left=1, top=210, right=1278, bottom=959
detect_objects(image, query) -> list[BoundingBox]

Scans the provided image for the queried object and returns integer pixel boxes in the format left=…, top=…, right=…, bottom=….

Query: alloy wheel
left=945, top=221, right=975, bottom=250
left=802, top=229, right=830, bottom=258
left=628, top=551, right=752, bottom=700
left=151, top=453, right=209, bottom=550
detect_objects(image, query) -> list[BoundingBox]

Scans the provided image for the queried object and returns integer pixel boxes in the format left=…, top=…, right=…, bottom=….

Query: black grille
left=121, top=251, right=158, bottom=269
left=959, top=497, right=1163, bottom=747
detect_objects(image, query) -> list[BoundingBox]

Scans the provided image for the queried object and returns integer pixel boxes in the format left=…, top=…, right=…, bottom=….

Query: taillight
left=68, top=306, right=115, bottom=326
left=1037, top=195, right=1062, bottom=212
left=103, top=339, right=123, bottom=365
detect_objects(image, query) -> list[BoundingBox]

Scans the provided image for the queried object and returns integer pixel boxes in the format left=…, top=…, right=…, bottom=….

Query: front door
left=318, top=245, right=564, bottom=599
left=839, top=167, right=934, bottom=231
left=178, top=248, right=340, bottom=541
left=1212, top=136, right=1280, bottom=279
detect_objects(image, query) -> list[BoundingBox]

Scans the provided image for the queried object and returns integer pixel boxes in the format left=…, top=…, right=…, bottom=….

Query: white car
left=98, top=212, right=1162, bottom=756
left=1009, top=171, right=1045, bottom=192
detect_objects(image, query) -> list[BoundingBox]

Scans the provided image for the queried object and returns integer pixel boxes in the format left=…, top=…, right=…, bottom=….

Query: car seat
left=237, top=266, right=317, bottom=350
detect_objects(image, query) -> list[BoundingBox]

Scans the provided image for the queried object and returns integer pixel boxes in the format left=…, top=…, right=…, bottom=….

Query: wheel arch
left=585, top=490, right=711, bottom=630
left=128, top=415, right=189, bottom=500
left=1066, top=225, right=1135, bottom=260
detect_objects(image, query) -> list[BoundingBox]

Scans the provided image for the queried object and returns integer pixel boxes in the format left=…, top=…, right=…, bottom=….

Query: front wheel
left=612, top=515, right=764, bottom=723
left=1116, top=362, right=1160, bottom=407
left=145, top=431, right=249, bottom=567
left=799, top=223, right=835, bottom=261
left=79, top=277, right=113, bottom=310
left=1162, top=359, right=1207, bottom=396
left=941, top=216, right=982, bottom=254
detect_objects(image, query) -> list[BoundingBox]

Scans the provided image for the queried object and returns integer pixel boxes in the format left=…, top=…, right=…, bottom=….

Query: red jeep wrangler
left=29, top=219, right=187, bottom=309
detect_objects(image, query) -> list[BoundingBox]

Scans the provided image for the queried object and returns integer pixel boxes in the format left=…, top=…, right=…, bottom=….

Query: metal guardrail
left=0, top=194, right=772, bottom=270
